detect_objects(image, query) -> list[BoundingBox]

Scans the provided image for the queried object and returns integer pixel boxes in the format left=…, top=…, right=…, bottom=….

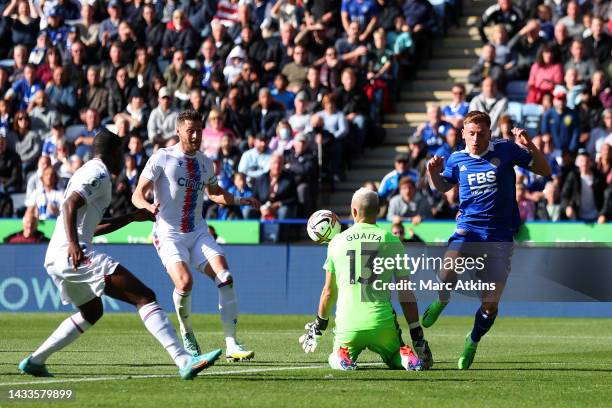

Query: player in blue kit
left=424, top=111, right=552, bottom=369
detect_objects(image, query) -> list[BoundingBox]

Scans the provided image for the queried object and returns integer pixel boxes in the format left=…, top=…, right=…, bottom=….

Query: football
left=306, top=210, right=341, bottom=244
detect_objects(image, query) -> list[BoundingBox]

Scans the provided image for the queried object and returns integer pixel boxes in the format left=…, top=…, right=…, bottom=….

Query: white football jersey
left=45, top=159, right=112, bottom=266
left=140, top=144, right=217, bottom=234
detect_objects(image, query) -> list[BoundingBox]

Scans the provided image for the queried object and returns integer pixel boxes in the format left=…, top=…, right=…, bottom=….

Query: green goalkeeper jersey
left=323, top=222, right=408, bottom=333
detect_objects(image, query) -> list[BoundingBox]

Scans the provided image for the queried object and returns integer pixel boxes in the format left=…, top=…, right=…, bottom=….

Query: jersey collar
left=463, top=142, right=494, bottom=158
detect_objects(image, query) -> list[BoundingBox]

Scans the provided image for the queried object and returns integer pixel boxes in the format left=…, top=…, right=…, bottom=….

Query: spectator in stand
left=584, top=16, right=612, bottom=67
left=240, top=24, right=267, bottom=67
left=435, top=126, right=462, bottom=158
left=378, top=153, right=419, bottom=201
left=335, top=20, right=367, bottom=68
left=28, top=90, right=60, bottom=134
left=516, top=183, right=535, bottom=222
left=74, top=108, right=101, bottom=159
left=415, top=104, right=452, bottom=156
left=282, top=44, right=309, bottom=93
left=478, top=0, right=524, bottom=44
left=251, top=87, right=285, bottom=140
left=161, top=9, right=199, bottom=59
left=270, top=120, right=295, bottom=154
left=5, top=64, right=42, bottom=111
left=402, top=0, right=437, bottom=60
left=147, top=87, right=178, bottom=148
left=3, top=209, right=49, bottom=243
left=11, top=110, right=40, bottom=175
left=304, top=0, right=341, bottom=30
left=596, top=142, right=612, bottom=183
left=536, top=180, right=561, bottom=221
left=302, top=66, right=328, bottom=113
left=561, top=149, right=606, bottom=221
left=45, top=66, right=77, bottom=124
left=565, top=39, right=597, bottom=84
left=591, top=70, right=612, bottom=109
left=4, top=0, right=40, bottom=49
left=564, top=67, right=585, bottom=109
left=98, top=0, right=122, bottom=48
left=36, top=46, right=63, bottom=87
left=558, top=1, right=584, bottom=39
left=442, top=84, right=469, bottom=129
left=81, top=66, right=109, bottom=120
left=141, top=3, right=164, bottom=58
left=115, top=89, right=149, bottom=137
left=201, top=108, right=237, bottom=159
left=43, top=6, right=70, bottom=47
left=536, top=4, right=554, bottom=41
left=587, top=109, right=612, bottom=158
left=271, top=74, right=296, bottom=113
left=386, top=176, right=431, bottom=222
left=488, top=24, right=513, bottom=67
left=468, top=43, right=505, bottom=93
left=407, top=133, right=428, bottom=181
left=526, top=43, right=564, bottom=104
left=334, top=67, right=369, bottom=148
left=63, top=41, right=87, bottom=94
left=75, top=4, right=99, bottom=56
left=263, top=22, right=295, bottom=83
left=498, top=114, right=515, bottom=140
left=289, top=92, right=312, bottom=135
left=283, top=133, right=318, bottom=217
left=390, top=221, right=424, bottom=243
left=319, top=46, right=345, bottom=90
left=253, top=152, right=297, bottom=220
left=541, top=89, right=581, bottom=152
left=127, top=134, right=148, bottom=171
left=26, top=165, right=63, bottom=220
left=196, top=37, right=222, bottom=91
left=100, top=42, right=124, bottom=87
left=164, top=50, right=188, bottom=97
left=469, top=76, right=508, bottom=137
left=551, top=22, right=572, bottom=63
left=305, top=114, right=337, bottom=181
left=317, top=92, right=348, bottom=154
left=505, top=20, right=546, bottom=81
left=109, top=153, right=139, bottom=217
left=41, top=121, right=64, bottom=164
left=238, top=133, right=273, bottom=183
left=9, top=45, right=28, bottom=83
left=0, top=133, right=22, bottom=193
left=222, top=85, right=251, bottom=141
left=108, top=67, right=135, bottom=119
left=340, top=0, right=379, bottom=41
left=227, top=172, right=255, bottom=219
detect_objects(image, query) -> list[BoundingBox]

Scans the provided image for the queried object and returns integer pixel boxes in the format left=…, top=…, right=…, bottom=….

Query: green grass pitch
left=1, top=313, right=612, bottom=407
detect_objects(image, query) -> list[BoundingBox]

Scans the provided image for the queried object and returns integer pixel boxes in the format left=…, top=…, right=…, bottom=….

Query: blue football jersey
left=441, top=139, right=533, bottom=240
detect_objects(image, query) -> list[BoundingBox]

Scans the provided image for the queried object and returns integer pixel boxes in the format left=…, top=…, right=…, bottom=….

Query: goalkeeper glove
left=298, top=315, right=328, bottom=353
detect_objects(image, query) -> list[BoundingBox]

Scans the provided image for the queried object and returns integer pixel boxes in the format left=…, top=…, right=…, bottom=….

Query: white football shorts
left=45, top=247, right=119, bottom=307
left=152, top=228, right=224, bottom=271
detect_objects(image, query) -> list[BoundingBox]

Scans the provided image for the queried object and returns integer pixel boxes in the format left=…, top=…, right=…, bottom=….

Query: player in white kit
left=18, top=130, right=222, bottom=380
left=132, top=110, right=260, bottom=361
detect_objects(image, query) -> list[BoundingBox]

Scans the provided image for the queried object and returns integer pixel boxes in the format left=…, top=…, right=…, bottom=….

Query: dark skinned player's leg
left=104, top=265, right=192, bottom=368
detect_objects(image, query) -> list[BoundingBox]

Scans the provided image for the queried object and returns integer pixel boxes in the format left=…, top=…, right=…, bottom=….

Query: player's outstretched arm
left=94, top=209, right=156, bottom=236
left=427, top=155, right=453, bottom=193
left=512, top=128, right=552, bottom=177
left=131, top=176, right=159, bottom=215
left=205, top=183, right=261, bottom=208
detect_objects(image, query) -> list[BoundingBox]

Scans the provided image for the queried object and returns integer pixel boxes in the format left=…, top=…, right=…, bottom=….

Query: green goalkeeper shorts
left=332, top=325, right=404, bottom=369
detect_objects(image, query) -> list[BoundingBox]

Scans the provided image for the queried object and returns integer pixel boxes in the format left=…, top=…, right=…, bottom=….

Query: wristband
left=316, top=315, right=329, bottom=331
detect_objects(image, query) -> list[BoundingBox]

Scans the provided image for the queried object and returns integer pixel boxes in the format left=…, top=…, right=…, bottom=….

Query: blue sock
left=470, top=307, right=497, bottom=343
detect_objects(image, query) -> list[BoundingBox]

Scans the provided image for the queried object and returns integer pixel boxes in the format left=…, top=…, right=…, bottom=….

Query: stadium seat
left=522, top=104, right=543, bottom=137
left=507, top=102, right=523, bottom=126
left=10, top=193, right=26, bottom=214
left=505, top=81, right=528, bottom=103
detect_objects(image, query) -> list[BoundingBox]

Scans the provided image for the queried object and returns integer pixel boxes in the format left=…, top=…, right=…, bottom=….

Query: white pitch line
left=0, top=364, right=338, bottom=387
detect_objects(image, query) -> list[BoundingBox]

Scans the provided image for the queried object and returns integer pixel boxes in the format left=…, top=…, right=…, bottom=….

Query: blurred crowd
left=0, top=0, right=458, bottom=225
left=371, top=0, right=612, bottom=230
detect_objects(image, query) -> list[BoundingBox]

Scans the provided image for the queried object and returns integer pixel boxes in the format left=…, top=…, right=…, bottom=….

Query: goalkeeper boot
left=422, top=300, right=448, bottom=328
left=18, top=355, right=53, bottom=377
left=413, top=339, right=433, bottom=370
left=458, top=333, right=479, bottom=370
left=182, top=332, right=201, bottom=357
left=400, top=346, right=423, bottom=371
left=329, top=347, right=357, bottom=371
left=179, top=348, right=222, bottom=380
left=226, top=343, right=255, bottom=362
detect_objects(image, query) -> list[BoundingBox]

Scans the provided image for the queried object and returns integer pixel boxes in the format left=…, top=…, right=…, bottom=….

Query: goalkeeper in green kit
left=299, top=188, right=433, bottom=371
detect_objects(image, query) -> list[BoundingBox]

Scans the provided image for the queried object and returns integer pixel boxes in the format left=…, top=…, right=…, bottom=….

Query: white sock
left=139, top=301, right=191, bottom=368
left=31, top=313, right=92, bottom=364
left=172, top=289, right=193, bottom=335
left=218, top=279, right=238, bottom=349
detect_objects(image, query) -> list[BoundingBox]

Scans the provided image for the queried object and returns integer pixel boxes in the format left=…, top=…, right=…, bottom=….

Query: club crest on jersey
left=178, top=160, right=183, bottom=167
left=489, top=157, right=500, bottom=167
